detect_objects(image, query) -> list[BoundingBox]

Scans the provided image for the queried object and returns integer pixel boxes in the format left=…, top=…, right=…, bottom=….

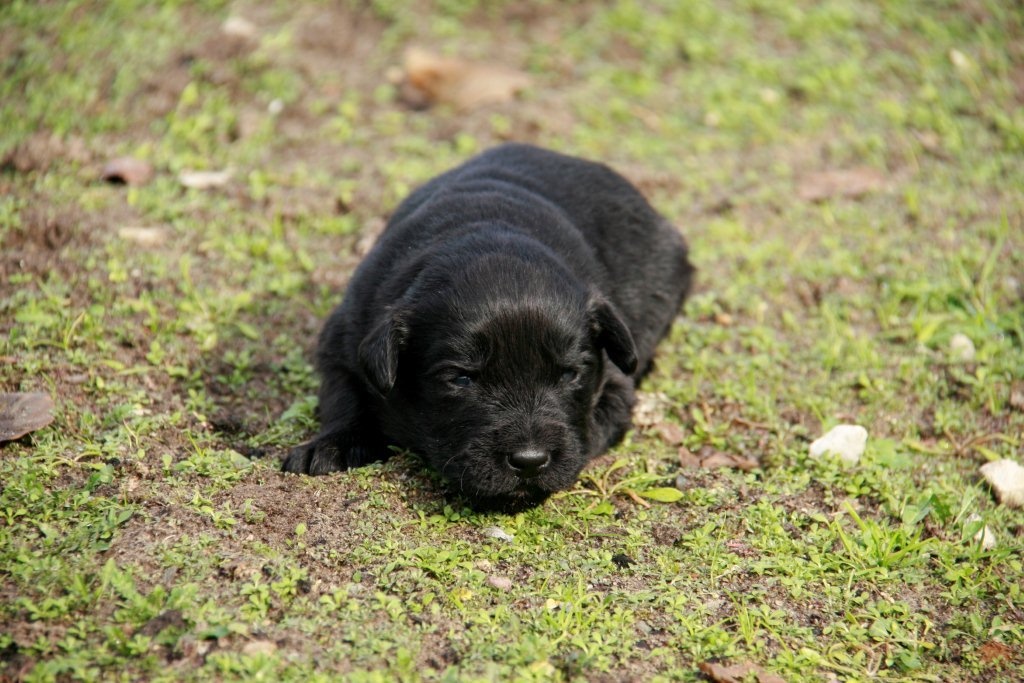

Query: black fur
left=283, top=144, right=693, bottom=511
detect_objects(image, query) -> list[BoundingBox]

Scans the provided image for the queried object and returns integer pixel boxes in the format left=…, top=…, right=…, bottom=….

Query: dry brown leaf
left=797, top=167, right=885, bottom=202
left=700, top=451, right=760, bottom=471
left=977, top=640, right=1016, bottom=665
left=658, top=421, right=686, bottom=446
left=0, top=392, right=55, bottom=442
left=679, top=446, right=759, bottom=471
left=399, top=48, right=530, bottom=110
left=725, top=540, right=758, bottom=557
left=101, top=157, right=154, bottom=186
left=699, top=661, right=787, bottom=683
left=678, top=446, right=702, bottom=469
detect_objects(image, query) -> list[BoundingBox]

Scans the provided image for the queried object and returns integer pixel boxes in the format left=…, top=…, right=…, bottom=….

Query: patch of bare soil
left=0, top=201, right=86, bottom=281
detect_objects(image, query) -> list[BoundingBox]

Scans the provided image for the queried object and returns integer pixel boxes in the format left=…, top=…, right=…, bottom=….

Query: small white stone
left=486, top=575, right=512, bottom=591
left=483, top=526, right=514, bottom=542
left=949, top=49, right=971, bottom=71
left=222, top=16, right=257, bottom=40
left=980, top=459, right=1024, bottom=508
left=759, top=87, right=781, bottom=105
left=976, top=526, right=997, bottom=550
left=809, top=424, right=868, bottom=465
left=241, top=639, right=277, bottom=656
left=268, top=98, right=284, bottom=115
left=632, top=391, right=670, bottom=429
left=949, top=333, right=975, bottom=361
left=118, top=226, right=167, bottom=247
left=965, top=513, right=996, bottom=550
left=179, top=169, right=232, bottom=189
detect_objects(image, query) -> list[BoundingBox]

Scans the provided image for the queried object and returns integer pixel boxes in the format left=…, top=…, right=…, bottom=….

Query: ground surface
left=2, top=1, right=1023, bottom=681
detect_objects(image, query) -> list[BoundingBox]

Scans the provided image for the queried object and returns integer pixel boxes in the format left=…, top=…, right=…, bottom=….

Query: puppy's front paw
left=282, top=440, right=337, bottom=475
left=282, top=432, right=387, bottom=475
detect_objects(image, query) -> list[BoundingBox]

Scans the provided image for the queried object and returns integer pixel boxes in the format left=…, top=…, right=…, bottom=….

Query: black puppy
left=284, top=144, right=693, bottom=511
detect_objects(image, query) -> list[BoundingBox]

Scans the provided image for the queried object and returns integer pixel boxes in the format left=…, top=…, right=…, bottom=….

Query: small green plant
left=831, top=503, right=935, bottom=576
left=572, top=457, right=683, bottom=510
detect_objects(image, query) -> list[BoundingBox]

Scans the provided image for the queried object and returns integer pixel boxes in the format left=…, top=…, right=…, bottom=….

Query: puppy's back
left=374, top=144, right=693, bottom=374
left=457, top=144, right=694, bottom=372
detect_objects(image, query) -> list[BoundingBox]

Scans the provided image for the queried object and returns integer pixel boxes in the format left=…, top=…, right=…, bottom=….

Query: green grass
left=2, top=0, right=1023, bottom=680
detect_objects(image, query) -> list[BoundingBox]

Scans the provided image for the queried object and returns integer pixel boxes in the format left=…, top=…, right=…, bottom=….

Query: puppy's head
left=358, top=250, right=635, bottom=511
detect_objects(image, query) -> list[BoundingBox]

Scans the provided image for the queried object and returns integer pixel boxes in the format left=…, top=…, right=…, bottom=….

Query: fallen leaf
left=796, top=167, right=885, bottom=202
left=977, top=640, right=1016, bottom=665
left=678, top=446, right=702, bottom=469
left=101, top=157, right=154, bottom=186
left=399, top=48, right=530, bottom=110
left=700, top=451, right=760, bottom=471
left=0, top=392, right=55, bottom=442
left=725, top=540, right=758, bottom=557
left=699, top=661, right=787, bottom=683
left=658, top=421, right=686, bottom=445
left=679, top=445, right=759, bottom=471
left=179, top=169, right=232, bottom=189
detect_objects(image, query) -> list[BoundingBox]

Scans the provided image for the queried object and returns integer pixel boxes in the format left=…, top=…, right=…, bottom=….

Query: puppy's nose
left=508, top=448, right=550, bottom=475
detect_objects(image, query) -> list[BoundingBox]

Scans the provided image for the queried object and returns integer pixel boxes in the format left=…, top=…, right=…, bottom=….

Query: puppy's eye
left=560, top=369, right=578, bottom=383
left=451, top=375, right=474, bottom=388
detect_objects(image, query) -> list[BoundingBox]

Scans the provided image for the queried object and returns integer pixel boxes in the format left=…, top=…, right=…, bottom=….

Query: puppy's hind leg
left=282, top=371, right=388, bottom=475
left=589, top=368, right=637, bottom=457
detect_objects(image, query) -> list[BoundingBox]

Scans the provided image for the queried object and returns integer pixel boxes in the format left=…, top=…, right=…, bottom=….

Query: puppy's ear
left=590, top=297, right=637, bottom=375
left=358, top=314, right=408, bottom=395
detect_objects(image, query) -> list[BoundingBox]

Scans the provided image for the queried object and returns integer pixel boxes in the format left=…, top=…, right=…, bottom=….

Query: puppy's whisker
left=442, top=452, right=461, bottom=473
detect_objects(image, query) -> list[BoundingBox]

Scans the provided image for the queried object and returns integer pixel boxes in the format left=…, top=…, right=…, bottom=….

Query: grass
left=2, top=0, right=1023, bottom=680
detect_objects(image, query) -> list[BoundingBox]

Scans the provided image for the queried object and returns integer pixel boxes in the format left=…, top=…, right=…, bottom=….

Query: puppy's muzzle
left=507, top=448, right=550, bottom=477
